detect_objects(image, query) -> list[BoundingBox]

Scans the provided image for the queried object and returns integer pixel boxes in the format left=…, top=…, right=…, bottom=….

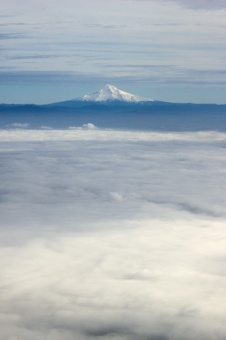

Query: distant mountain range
left=1, top=85, right=226, bottom=131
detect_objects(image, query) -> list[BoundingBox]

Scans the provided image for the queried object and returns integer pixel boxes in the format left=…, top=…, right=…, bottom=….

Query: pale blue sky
left=1, top=0, right=226, bottom=103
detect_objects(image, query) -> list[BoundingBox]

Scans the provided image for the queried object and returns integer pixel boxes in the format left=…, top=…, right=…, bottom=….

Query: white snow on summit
left=79, top=84, right=153, bottom=103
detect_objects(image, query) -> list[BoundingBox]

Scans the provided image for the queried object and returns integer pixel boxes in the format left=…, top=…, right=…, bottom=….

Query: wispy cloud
left=6, top=122, right=30, bottom=128
left=134, top=0, right=226, bottom=10
left=2, top=67, right=226, bottom=87
left=169, top=0, right=226, bottom=10
left=0, top=71, right=104, bottom=85
left=0, top=33, right=27, bottom=39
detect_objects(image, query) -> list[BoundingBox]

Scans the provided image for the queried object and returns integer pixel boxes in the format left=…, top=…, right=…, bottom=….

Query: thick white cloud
left=1, top=218, right=226, bottom=340
left=0, top=128, right=226, bottom=339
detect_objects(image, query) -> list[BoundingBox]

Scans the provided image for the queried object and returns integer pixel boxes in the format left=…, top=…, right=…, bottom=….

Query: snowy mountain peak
left=79, top=84, right=153, bottom=103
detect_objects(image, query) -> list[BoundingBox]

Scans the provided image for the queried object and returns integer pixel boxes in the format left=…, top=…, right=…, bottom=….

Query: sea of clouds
left=1, top=127, right=226, bottom=340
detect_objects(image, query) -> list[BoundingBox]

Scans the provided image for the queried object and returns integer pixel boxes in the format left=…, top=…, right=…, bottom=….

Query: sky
left=1, top=0, right=226, bottom=104
left=1, top=127, right=226, bottom=339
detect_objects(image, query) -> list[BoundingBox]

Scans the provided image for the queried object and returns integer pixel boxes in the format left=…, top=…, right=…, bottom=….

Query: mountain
left=47, top=84, right=154, bottom=107
left=78, top=84, right=153, bottom=103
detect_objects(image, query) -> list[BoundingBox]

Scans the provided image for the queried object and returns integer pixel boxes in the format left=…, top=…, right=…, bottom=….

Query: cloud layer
left=1, top=128, right=226, bottom=339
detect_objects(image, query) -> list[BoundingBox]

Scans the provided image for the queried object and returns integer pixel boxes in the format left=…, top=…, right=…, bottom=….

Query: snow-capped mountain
left=79, top=84, right=153, bottom=103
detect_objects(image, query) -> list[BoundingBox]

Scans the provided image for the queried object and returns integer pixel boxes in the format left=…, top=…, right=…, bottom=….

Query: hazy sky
left=1, top=127, right=226, bottom=339
left=1, top=0, right=226, bottom=103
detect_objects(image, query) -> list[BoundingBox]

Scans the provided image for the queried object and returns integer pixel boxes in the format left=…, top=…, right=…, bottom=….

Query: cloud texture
left=0, top=128, right=226, bottom=339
